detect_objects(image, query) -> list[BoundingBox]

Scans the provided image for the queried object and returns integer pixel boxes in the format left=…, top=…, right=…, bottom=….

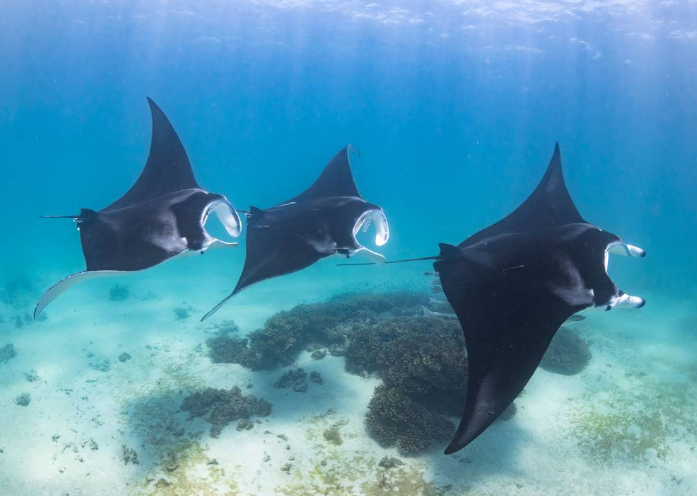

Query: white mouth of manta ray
left=601, top=241, right=646, bottom=310
left=199, top=197, right=242, bottom=251
left=349, top=209, right=390, bottom=263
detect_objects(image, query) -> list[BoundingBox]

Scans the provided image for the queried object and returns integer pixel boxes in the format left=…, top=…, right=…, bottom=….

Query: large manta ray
left=34, top=98, right=241, bottom=318
left=436, top=144, right=645, bottom=453
left=340, top=144, right=645, bottom=453
left=202, top=145, right=389, bottom=320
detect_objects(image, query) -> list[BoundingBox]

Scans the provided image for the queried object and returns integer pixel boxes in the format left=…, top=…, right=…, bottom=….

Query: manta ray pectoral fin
left=34, top=270, right=124, bottom=318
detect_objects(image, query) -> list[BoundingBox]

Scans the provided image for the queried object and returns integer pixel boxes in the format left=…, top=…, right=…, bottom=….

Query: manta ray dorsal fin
left=461, top=144, right=585, bottom=247
left=103, top=98, right=199, bottom=212
left=289, top=145, right=361, bottom=203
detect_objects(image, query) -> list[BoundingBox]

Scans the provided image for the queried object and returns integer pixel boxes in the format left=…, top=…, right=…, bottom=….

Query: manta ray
left=34, top=98, right=241, bottom=318
left=342, top=144, right=645, bottom=453
left=202, top=145, right=389, bottom=320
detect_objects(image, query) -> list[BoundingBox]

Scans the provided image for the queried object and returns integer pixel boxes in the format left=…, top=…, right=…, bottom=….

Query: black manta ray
left=202, top=145, right=389, bottom=320
left=34, top=98, right=241, bottom=317
left=435, top=144, right=645, bottom=453
left=341, top=144, right=645, bottom=453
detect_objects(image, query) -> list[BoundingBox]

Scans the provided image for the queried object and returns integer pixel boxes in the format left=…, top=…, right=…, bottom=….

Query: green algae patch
left=360, top=466, right=451, bottom=496
left=134, top=439, right=240, bottom=496
left=279, top=415, right=454, bottom=496
left=569, top=371, right=697, bottom=464
left=571, top=408, right=669, bottom=461
left=278, top=449, right=449, bottom=496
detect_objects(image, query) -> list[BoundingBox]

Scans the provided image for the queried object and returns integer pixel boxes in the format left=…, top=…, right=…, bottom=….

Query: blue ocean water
left=1, top=0, right=694, bottom=296
left=1, top=1, right=696, bottom=495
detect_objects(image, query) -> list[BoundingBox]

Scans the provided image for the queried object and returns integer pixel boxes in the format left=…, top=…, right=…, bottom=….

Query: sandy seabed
left=1, top=262, right=696, bottom=496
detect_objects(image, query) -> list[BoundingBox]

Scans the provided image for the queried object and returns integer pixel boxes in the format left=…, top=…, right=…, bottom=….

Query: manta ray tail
left=40, top=215, right=81, bottom=219
left=337, top=255, right=438, bottom=267
left=201, top=293, right=235, bottom=322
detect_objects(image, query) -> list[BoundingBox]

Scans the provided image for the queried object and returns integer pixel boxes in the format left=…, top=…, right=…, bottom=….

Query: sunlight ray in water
left=0, top=1, right=696, bottom=495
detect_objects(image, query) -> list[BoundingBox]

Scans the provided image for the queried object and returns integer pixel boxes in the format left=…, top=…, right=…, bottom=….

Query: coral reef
left=541, top=327, right=592, bottom=375
left=211, top=319, right=239, bottom=335
left=206, top=332, right=249, bottom=365
left=0, top=343, right=16, bottom=363
left=236, top=418, right=255, bottom=431
left=108, top=284, right=130, bottom=301
left=309, top=371, right=323, bottom=384
left=366, top=386, right=455, bottom=455
left=274, top=368, right=310, bottom=392
left=205, top=292, right=429, bottom=370
left=203, top=291, right=592, bottom=455
left=122, top=444, right=139, bottom=465
left=311, top=349, right=327, bottom=360
left=15, top=393, right=31, bottom=406
left=181, top=386, right=272, bottom=438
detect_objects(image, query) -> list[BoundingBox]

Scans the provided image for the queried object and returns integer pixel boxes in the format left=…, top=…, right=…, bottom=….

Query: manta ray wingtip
left=444, top=414, right=491, bottom=454
left=346, top=143, right=360, bottom=158
left=146, top=97, right=166, bottom=118
left=549, top=142, right=562, bottom=169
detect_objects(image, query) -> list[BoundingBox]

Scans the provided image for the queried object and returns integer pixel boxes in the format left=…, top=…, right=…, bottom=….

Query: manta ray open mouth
left=351, top=208, right=389, bottom=262
left=602, top=241, right=646, bottom=310
left=200, top=197, right=242, bottom=250
left=353, top=208, right=389, bottom=246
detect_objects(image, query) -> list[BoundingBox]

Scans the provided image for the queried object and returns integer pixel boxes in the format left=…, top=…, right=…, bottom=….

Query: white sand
left=1, top=262, right=696, bottom=496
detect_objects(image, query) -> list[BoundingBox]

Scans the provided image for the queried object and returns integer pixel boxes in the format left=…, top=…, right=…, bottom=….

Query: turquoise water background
left=1, top=0, right=695, bottom=301
left=2, top=3, right=697, bottom=495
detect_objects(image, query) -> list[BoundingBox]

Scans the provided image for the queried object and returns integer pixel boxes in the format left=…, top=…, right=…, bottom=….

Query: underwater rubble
left=180, top=386, right=272, bottom=438
left=14, top=393, right=31, bottom=407
left=0, top=343, right=16, bottom=363
left=108, top=284, right=130, bottom=301
left=23, top=369, right=40, bottom=382
left=274, top=367, right=310, bottom=393
left=205, top=292, right=593, bottom=454
left=173, top=304, right=194, bottom=321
